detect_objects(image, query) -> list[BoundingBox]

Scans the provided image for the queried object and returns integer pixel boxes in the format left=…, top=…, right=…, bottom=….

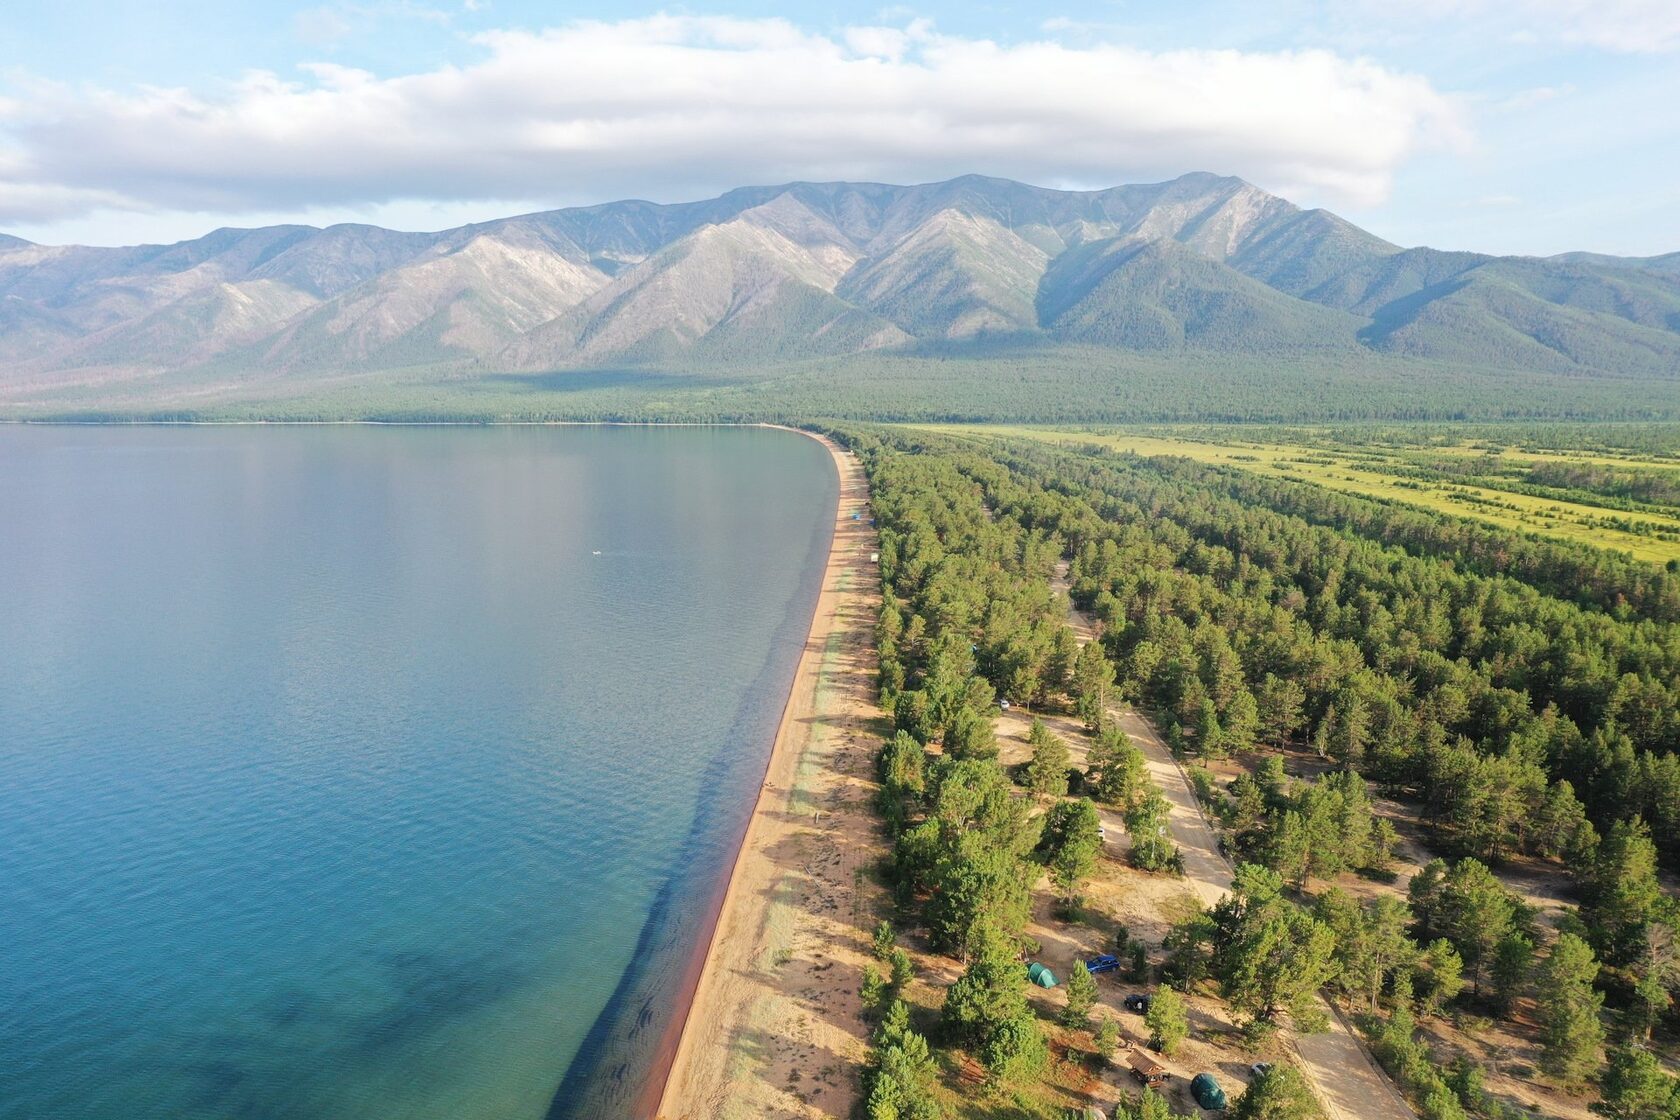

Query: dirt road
left=1053, top=563, right=1416, bottom=1120
left=1119, top=711, right=1416, bottom=1120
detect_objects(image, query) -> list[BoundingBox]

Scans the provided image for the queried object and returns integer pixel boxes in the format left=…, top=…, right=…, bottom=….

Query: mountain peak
left=2, top=174, right=1677, bottom=390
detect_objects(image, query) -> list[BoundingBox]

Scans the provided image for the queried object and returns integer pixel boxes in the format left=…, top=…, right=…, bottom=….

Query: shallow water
left=0, top=425, right=837, bottom=1120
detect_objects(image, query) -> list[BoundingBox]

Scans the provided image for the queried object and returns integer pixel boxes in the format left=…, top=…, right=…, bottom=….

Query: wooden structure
left=1128, top=1052, right=1169, bottom=1087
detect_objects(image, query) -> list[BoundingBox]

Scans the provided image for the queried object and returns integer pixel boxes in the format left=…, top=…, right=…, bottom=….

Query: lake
left=0, top=424, right=838, bottom=1120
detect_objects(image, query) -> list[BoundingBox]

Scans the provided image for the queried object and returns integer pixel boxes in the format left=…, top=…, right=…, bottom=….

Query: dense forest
left=839, top=423, right=1680, bottom=1119
left=14, top=343, right=1680, bottom=426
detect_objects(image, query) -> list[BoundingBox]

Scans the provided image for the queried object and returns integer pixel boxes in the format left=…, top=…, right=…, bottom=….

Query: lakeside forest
left=835, top=422, right=1680, bottom=1120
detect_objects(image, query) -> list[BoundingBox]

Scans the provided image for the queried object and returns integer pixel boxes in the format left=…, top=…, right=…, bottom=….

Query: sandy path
left=1121, top=714, right=1415, bottom=1120
left=1117, top=708, right=1230, bottom=908
left=1052, top=563, right=1416, bottom=1120
left=656, top=435, right=881, bottom=1120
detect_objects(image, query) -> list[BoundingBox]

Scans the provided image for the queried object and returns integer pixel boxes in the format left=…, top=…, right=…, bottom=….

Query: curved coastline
left=547, top=427, right=858, bottom=1119
left=652, top=430, right=876, bottom=1119
left=1, top=418, right=859, bottom=1119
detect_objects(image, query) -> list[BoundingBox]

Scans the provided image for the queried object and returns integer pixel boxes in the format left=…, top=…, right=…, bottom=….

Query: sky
left=1, top=1, right=1676, bottom=255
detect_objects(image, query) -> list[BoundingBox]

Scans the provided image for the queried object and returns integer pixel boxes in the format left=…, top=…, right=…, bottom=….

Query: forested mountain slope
left=3, top=174, right=1677, bottom=398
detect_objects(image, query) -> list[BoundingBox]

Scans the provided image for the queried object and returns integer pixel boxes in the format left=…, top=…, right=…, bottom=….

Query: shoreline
left=3, top=417, right=863, bottom=1117
left=652, top=430, right=881, bottom=1120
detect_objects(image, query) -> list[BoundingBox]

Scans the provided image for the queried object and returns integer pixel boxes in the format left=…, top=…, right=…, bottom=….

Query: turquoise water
left=0, top=425, right=838, bottom=1120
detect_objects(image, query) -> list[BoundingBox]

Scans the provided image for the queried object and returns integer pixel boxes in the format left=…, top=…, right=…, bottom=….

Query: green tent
left=1027, top=961, right=1058, bottom=988
left=1191, top=1072, right=1227, bottom=1110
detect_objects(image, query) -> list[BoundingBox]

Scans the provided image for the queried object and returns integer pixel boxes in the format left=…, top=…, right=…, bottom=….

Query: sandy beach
left=654, top=432, right=882, bottom=1120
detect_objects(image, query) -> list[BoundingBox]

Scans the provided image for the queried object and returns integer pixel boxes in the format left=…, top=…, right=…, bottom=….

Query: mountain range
left=3, top=173, right=1679, bottom=396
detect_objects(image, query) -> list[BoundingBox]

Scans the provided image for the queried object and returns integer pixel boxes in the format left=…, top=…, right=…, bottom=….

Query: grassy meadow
left=906, top=424, right=1680, bottom=566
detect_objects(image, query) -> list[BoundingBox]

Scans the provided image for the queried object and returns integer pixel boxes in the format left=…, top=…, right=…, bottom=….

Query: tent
left=1190, top=1072, right=1227, bottom=1110
left=1027, top=961, right=1058, bottom=988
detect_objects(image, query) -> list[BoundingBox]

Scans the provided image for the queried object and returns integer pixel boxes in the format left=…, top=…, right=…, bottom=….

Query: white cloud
left=1548, top=1, right=1680, bottom=52
left=0, top=15, right=1468, bottom=226
left=1494, top=85, right=1574, bottom=112
left=1383, top=0, right=1680, bottom=53
left=293, top=1, right=458, bottom=48
left=294, top=7, right=355, bottom=47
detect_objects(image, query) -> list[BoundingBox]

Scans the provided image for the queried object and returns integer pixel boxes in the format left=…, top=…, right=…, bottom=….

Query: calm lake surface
left=0, top=425, right=838, bottom=1120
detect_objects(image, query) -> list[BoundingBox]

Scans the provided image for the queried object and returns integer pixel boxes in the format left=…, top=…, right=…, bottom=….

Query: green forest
left=839, top=423, right=1680, bottom=1120
left=13, top=343, right=1679, bottom=426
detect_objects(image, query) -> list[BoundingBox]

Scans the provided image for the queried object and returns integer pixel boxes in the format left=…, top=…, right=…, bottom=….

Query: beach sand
left=654, top=432, right=882, bottom=1120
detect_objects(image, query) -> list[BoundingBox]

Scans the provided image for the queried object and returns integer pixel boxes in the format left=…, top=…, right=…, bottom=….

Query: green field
left=907, top=424, right=1680, bottom=565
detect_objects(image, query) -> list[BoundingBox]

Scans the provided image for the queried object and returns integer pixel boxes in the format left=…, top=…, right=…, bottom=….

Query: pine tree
left=1125, top=787, right=1179, bottom=872
left=1043, top=798, right=1103, bottom=902
left=890, top=947, right=915, bottom=990
left=1088, top=726, right=1146, bottom=807
left=1583, top=819, right=1662, bottom=965
left=1230, top=1063, right=1318, bottom=1120
left=1045, top=626, right=1079, bottom=698
left=879, top=731, right=926, bottom=797
left=1256, top=674, right=1305, bottom=749
left=942, top=923, right=1044, bottom=1077
left=861, top=966, right=889, bottom=1015
left=1073, top=641, right=1115, bottom=733
left=1145, top=984, right=1189, bottom=1055
left=1430, top=858, right=1519, bottom=998
left=1489, top=933, right=1533, bottom=1018
left=1025, top=718, right=1070, bottom=799
left=1413, top=938, right=1465, bottom=1017
left=1536, top=933, right=1606, bottom=1088
left=1061, top=958, right=1097, bottom=1028
left=1265, top=809, right=1311, bottom=888
left=1194, top=697, right=1223, bottom=759
left=943, top=706, right=998, bottom=761
left=873, top=919, right=897, bottom=961
left=1094, top=1018, right=1121, bottom=1064
left=1532, top=780, right=1596, bottom=861
left=1223, top=687, right=1259, bottom=753
left=1325, top=893, right=1415, bottom=1013
left=1596, top=1045, right=1680, bottom=1120
left=865, top=999, right=943, bottom=1120
left=1369, top=817, right=1398, bottom=873
left=1221, top=903, right=1337, bottom=1032
left=1326, top=687, right=1370, bottom=769
left=1114, top=1090, right=1178, bottom=1120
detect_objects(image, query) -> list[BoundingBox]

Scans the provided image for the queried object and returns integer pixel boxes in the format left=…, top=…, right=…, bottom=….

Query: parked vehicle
left=1084, top=954, right=1120, bottom=975
left=1123, top=993, right=1152, bottom=1013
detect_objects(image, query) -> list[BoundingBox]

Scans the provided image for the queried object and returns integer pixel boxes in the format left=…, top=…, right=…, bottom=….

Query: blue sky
left=2, top=1, right=1676, bottom=255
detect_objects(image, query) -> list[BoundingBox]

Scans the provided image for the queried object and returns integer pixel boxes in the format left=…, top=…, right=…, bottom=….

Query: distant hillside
left=1551, top=250, right=1680, bottom=277
left=1, top=173, right=1676, bottom=412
